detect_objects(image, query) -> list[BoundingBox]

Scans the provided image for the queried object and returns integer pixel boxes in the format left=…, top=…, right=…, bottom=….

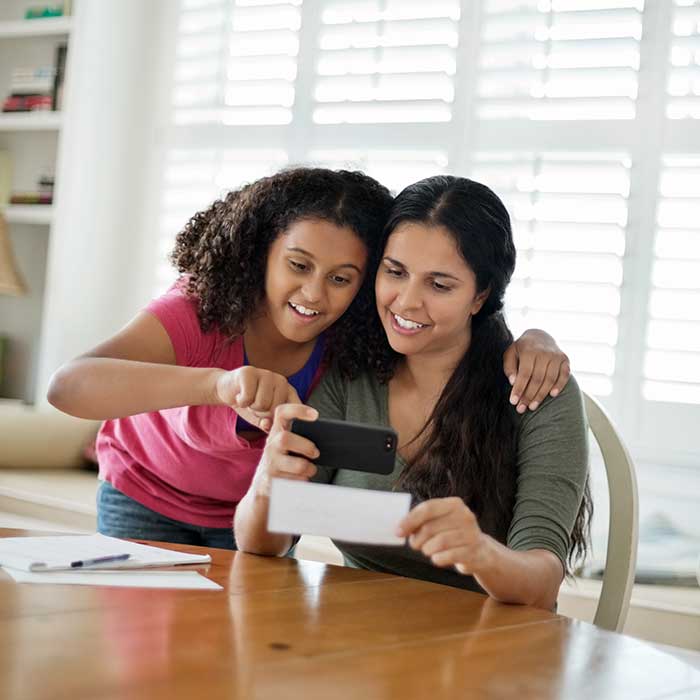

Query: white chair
left=582, top=391, right=639, bottom=632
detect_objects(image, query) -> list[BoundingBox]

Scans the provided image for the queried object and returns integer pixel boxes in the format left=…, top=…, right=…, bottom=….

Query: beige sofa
left=0, top=403, right=99, bottom=469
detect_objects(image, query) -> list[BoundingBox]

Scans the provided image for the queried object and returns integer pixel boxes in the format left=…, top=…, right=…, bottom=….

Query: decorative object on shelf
left=0, top=208, right=28, bottom=393
left=24, top=5, right=67, bottom=19
left=9, top=171, right=54, bottom=206
left=0, top=212, right=28, bottom=297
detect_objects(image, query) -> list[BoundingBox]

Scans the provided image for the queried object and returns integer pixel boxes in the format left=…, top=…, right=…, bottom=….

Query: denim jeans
left=96, top=481, right=236, bottom=550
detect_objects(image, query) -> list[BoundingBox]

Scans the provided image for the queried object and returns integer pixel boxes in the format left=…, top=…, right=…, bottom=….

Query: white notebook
left=0, top=533, right=212, bottom=572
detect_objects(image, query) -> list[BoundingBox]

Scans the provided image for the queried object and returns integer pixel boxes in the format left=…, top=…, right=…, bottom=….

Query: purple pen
left=70, top=554, right=131, bottom=568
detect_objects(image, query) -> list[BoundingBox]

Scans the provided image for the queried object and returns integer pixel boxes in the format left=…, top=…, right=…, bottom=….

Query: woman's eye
left=330, top=275, right=350, bottom=285
left=385, top=267, right=403, bottom=277
left=289, top=260, right=307, bottom=272
left=432, top=280, right=451, bottom=292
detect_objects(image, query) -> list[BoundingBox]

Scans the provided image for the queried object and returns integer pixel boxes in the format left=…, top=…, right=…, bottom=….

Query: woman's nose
left=396, top=281, right=422, bottom=311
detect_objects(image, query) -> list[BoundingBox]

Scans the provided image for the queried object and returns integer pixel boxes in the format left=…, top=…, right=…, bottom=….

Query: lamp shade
left=0, top=212, right=28, bottom=296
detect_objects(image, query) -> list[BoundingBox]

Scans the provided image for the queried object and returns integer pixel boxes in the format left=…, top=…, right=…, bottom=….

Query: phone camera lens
left=384, top=436, right=394, bottom=451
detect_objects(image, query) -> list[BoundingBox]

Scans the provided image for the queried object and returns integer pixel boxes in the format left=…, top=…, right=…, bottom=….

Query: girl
left=48, top=168, right=571, bottom=549
left=235, top=175, right=591, bottom=611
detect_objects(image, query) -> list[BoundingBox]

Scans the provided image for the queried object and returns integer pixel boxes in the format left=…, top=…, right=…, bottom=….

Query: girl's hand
left=396, top=497, right=489, bottom=575
left=503, top=329, right=570, bottom=414
left=252, top=403, right=320, bottom=497
left=215, top=367, right=301, bottom=432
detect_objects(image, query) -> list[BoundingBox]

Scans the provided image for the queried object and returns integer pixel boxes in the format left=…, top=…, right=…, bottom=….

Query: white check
left=268, top=479, right=412, bottom=546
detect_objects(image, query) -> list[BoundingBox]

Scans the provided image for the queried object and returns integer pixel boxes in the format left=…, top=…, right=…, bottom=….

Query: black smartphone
left=290, top=418, right=397, bottom=475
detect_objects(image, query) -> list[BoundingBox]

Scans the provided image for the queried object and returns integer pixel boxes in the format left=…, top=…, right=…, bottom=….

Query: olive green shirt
left=307, top=369, right=588, bottom=592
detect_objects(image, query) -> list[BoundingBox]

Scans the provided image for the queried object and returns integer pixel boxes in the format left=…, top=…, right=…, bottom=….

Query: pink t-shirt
left=97, top=285, right=323, bottom=528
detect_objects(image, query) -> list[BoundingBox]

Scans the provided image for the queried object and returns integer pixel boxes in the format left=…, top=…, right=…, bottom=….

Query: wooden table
left=1, top=529, right=699, bottom=700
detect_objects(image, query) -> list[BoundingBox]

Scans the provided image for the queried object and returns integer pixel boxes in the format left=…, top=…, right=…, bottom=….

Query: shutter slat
left=644, top=154, right=700, bottom=404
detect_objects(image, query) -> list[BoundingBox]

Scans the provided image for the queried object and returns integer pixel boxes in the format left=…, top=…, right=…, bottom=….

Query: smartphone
left=290, top=418, right=397, bottom=475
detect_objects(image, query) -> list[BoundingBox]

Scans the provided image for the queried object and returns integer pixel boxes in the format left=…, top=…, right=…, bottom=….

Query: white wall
left=35, top=0, right=171, bottom=404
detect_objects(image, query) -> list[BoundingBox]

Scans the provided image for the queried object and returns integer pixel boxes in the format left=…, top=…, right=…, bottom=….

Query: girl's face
left=375, top=222, right=489, bottom=359
left=264, top=218, right=368, bottom=344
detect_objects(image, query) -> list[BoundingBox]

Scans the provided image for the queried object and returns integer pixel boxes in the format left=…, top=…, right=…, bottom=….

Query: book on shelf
left=2, top=47, right=67, bottom=113
left=52, top=44, right=67, bottom=111
left=9, top=192, right=52, bottom=205
left=10, top=67, right=56, bottom=94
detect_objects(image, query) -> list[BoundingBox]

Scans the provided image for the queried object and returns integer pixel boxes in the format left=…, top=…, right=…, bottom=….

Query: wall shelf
left=0, top=17, right=72, bottom=39
left=4, top=205, right=53, bottom=225
left=0, top=111, right=62, bottom=131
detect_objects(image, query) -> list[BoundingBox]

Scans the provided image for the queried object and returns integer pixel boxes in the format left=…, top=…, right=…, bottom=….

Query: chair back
left=582, top=391, right=639, bottom=632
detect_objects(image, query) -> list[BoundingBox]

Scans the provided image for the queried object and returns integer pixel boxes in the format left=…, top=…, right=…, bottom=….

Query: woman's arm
left=398, top=376, right=588, bottom=610
left=503, top=329, right=570, bottom=414
left=48, top=311, right=297, bottom=423
left=234, top=403, right=320, bottom=556
left=235, top=369, right=348, bottom=554
left=396, top=498, right=563, bottom=609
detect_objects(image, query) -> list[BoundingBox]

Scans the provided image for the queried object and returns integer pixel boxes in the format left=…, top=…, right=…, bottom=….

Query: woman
left=235, top=175, right=591, bottom=610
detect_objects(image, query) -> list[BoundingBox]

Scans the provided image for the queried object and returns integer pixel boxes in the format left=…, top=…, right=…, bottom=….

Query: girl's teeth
left=394, top=313, right=425, bottom=330
left=291, top=302, right=318, bottom=316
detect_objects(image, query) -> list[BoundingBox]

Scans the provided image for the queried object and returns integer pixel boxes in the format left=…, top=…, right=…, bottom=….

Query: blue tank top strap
left=237, top=335, right=325, bottom=433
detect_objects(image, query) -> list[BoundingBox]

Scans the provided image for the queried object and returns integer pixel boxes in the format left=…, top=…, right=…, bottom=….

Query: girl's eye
left=385, top=266, right=403, bottom=277
left=330, top=275, right=350, bottom=285
left=289, top=260, right=307, bottom=272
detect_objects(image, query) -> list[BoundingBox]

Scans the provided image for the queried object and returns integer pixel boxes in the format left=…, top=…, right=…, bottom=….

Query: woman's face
left=375, top=222, right=489, bottom=359
left=264, top=218, right=368, bottom=344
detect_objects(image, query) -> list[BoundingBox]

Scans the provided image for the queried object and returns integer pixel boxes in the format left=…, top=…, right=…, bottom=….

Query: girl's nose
left=301, top=276, right=324, bottom=303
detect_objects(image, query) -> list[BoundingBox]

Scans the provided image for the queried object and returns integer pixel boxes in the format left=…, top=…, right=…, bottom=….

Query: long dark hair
left=370, top=176, right=591, bottom=570
left=170, top=167, right=393, bottom=378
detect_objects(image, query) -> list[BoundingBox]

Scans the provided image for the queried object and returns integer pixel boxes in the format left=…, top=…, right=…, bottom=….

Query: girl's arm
left=47, top=311, right=297, bottom=422
left=234, top=403, right=320, bottom=556
left=503, top=329, right=570, bottom=414
left=396, top=498, right=563, bottom=609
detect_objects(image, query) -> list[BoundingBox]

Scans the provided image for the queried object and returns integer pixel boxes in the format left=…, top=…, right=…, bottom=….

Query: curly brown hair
left=169, top=167, right=393, bottom=378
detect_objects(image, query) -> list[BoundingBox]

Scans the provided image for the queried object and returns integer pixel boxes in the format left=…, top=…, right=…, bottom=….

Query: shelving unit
left=4, top=204, right=53, bottom=225
left=0, top=17, right=71, bottom=38
left=0, top=2, right=73, bottom=402
left=0, top=111, right=62, bottom=131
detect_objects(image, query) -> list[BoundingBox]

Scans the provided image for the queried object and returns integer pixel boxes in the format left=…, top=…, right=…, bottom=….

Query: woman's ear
left=470, top=287, right=491, bottom=316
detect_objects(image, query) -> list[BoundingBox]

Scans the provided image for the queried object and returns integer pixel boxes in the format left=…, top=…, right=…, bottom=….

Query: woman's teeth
left=289, top=302, right=319, bottom=316
left=393, top=313, right=426, bottom=330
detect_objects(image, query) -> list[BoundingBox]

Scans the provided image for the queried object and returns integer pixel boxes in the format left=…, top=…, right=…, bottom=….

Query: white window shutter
left=478, top=0, right=644, bottom=121
left=667, top=0, right=700, bottom=119
left=149, top=0, right=700, bottom=473
left=472, top=151, right=630, bottom=396
left=174, top=0, right=302, bottom=126
left=312, top=0, right=461, bottom=124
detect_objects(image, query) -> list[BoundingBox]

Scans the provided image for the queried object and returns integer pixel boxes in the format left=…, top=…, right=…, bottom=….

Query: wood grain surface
left=1, top=528, right=698, bottom=700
